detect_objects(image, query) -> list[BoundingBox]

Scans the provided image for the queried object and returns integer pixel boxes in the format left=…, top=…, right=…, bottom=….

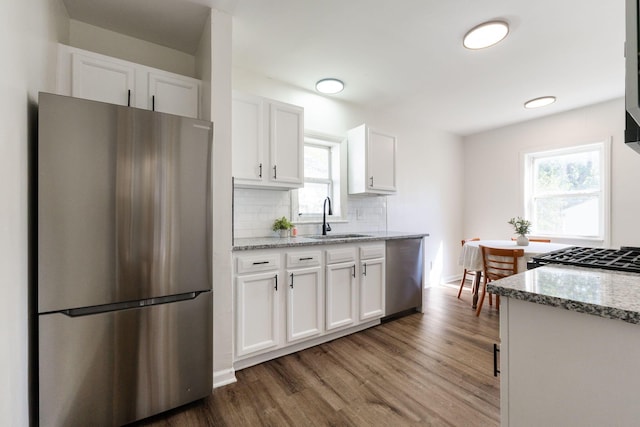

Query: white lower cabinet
left=325, top=247, right=357, bottom=331
left=235, top=270, right=280, bottom=357
left=360, top=255, right=385, bottom=321
left=286, top=251, right=323, bottom=343
left=234, top=242, right=385, bottom=365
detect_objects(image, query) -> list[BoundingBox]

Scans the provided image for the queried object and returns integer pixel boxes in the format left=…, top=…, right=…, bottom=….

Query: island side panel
left=499, top=298, right=509, bottom=425
left=503, top=297, right=640, bottom=426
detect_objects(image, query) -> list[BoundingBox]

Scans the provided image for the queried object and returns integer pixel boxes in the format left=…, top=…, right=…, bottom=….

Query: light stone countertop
left=233, top=231, right=429, bottom=251
left=487, top=265, right=640, bottom=324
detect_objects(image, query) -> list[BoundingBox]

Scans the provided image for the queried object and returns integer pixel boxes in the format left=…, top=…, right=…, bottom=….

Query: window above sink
left=291, top=131, right=347, bottom=224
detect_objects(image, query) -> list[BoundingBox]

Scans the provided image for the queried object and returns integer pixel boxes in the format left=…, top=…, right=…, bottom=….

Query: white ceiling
left=63, top=0, right=625, bottom=136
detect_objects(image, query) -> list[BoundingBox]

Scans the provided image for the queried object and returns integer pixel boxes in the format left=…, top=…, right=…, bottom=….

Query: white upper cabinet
left=347, top=124, right=397, bottom=195
left=232, top=93, right=266, bottom=184
left=232, top=92, right=304, bottom=189
left=70, top=52, right=135, bottom=107
left=269, top=100, right=304, bottom=186
left=147, top=71, right=199, bottom=118
left=58, top=45, right=201, bottom=119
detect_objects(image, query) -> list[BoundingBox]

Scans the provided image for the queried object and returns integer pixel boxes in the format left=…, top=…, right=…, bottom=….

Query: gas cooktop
left=530, top=246, right=640, bottom=273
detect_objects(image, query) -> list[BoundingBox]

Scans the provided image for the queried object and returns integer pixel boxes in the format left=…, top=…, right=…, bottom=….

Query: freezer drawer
left=38, top=292, right=212, bottom=427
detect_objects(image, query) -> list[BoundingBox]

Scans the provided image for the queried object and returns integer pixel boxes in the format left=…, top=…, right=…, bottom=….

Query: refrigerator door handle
left=57, top=291, right=208, bottom=317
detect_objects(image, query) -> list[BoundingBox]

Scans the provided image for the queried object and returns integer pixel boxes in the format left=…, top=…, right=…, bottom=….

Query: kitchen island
left=488, top=265, right=640, bottom=426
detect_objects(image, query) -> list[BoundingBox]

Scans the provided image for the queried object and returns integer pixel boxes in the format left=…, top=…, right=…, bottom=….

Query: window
left=298, top=144, right=332, bottom=214
left=524, top=141, right=610, bottom=242
left=292, top=132, right=347, bottom=222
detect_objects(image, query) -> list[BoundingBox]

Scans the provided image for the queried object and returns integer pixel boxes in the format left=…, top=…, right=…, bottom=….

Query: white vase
left=516, top=235, right=529, bottom=246
left=278, top=229, right=289, bottom=238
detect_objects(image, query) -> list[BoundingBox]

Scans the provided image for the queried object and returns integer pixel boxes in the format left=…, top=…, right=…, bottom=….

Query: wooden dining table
left=458, top=239, right=572, bottom=308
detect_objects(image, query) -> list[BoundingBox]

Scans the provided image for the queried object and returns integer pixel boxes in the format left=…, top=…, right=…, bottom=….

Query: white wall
left=68, top=19, right=197, bottom=77
left=0, top=1, right=69, bottom=425
left=462, top=97, right=640, bottom=249
left=382, top=120, right=464, bottom=285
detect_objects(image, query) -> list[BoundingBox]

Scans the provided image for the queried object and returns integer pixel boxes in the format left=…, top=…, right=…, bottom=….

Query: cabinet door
left=326, top=262, right=357, bottom=330
left=232, top=93, right=265, bottom=183
left=235, top=271, right=280, bottom=357
left=360, top=258, right=385, bottom=321
left=367, top=129, right=397, bottom=192
left=148, top=71, right=200, bottom=118
left=71, top=52, right=135, bottom=107
left=269, top=101, right=303, bottom=187
left=286, top=266, right=323, bottom=343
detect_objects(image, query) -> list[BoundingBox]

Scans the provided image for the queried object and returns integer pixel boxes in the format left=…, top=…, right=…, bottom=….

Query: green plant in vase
left=272, top=216, right=293, bottom=238
left=508, top=216, right=532, bottom=246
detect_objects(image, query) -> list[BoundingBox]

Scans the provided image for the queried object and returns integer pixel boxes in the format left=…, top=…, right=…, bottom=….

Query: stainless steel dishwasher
left=384, top=238, right=424, bottom=319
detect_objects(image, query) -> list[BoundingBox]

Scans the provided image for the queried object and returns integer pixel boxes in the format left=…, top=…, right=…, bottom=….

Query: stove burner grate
left=530, top=246, right=640, bottom=273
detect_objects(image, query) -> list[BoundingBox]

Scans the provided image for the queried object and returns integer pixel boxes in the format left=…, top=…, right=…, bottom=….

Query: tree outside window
left=524, top=142, right=609, bottom=242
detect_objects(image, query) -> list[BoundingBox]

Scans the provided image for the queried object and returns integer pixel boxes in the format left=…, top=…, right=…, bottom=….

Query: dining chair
left=458, top=237, right=481, bottom=299
left=510, top=237, right=551, bottom=243
left=476, top=245, right=524, bottom=316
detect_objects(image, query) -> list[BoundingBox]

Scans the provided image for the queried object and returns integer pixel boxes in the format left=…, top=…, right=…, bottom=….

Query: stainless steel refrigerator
left=37, top=93, right=213, bottom=426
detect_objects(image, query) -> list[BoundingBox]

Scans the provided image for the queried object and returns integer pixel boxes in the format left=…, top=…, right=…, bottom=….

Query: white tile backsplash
left=233, top=189, right=387, bottom=238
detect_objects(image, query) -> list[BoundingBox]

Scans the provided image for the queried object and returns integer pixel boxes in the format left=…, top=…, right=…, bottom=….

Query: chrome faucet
left=322, top=197, right=333, bottom=235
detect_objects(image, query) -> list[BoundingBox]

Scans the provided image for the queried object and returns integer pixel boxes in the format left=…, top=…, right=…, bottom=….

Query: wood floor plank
left=132, top=284, right=500, bottom=427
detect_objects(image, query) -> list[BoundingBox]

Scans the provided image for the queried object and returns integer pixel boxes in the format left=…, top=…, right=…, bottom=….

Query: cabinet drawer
left=360, top=244, right=385, bottom=260
left=236, top=253, right=280, bottom=274
left=326, top=247, right=357, bottom=264
left=286, top=251, right=321, bottom=268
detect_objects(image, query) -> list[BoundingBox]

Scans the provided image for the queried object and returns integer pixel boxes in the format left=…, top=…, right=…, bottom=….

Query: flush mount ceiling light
left=463, top=20, right=509, bottom=49
left=524, top=96, right=557, bottom=109
left=316, top=78, right=344, bottom=94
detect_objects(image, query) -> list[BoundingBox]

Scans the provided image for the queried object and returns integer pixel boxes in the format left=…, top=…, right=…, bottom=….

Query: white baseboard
left=425, top=274, right=463, bottom=287
left=213, top=368, right=236, bottom=388
left=443, top=274, right=462, bottom=284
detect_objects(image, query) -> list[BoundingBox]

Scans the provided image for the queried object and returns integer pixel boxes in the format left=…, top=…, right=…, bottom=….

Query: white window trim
left=521, top=139, right=611, bottom=247
left=291, top=130, right=348, bottom=224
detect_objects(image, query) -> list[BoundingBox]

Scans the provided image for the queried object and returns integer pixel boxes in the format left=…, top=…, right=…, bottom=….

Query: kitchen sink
left=308, top=234, right=372, bottom=239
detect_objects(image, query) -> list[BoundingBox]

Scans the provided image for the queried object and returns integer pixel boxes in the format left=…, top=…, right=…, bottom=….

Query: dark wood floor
left=135, top=284, right=500, bottom=426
